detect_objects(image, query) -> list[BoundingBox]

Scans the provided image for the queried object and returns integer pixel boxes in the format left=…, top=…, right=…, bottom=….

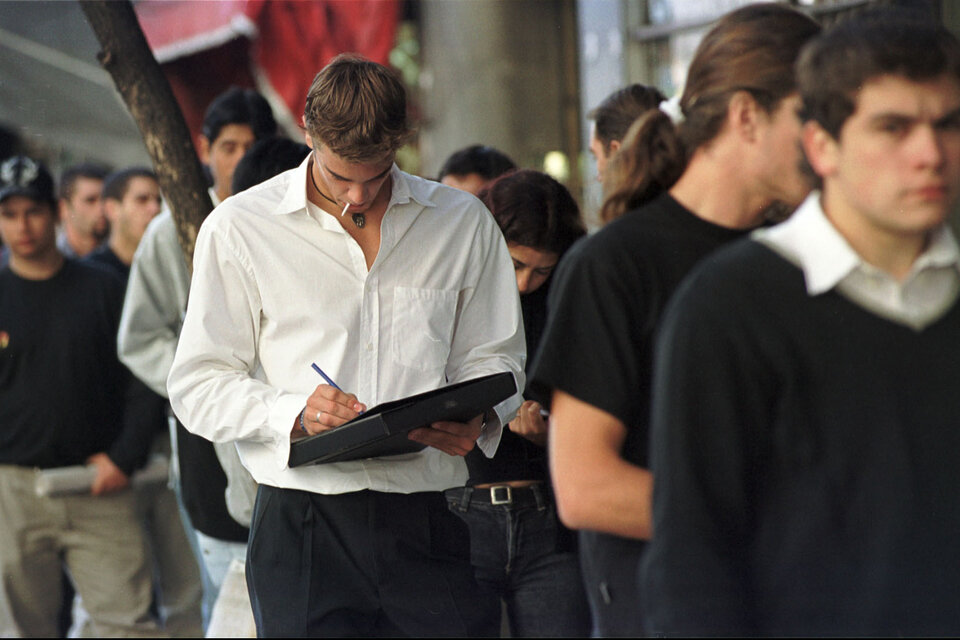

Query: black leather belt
left=445, top=483, right=552, bottom=509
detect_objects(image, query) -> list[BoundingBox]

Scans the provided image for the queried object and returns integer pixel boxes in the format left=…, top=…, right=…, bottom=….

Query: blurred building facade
left=0, top=0, right=955, bottom=223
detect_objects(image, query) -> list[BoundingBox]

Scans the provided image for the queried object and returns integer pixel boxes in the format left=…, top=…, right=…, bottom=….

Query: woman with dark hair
left=528, top=3, right=822, bottom=635
left=444, top=169, right=589, bottom=637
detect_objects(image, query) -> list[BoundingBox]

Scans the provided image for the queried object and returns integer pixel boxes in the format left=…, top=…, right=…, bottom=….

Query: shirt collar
left=753, top=191, right=960, bottom=295
left=269, top=155, right=436, bottom=217
left=913, top=224, right=960, bottom=273
left=270, top=155, right=312, bottom=216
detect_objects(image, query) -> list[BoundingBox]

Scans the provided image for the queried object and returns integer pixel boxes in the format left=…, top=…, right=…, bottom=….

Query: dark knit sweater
left=643, top=239, right=960, bottom=637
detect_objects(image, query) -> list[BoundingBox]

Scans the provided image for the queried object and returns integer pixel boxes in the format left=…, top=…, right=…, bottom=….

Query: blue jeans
left=445, top=484, right=591, bottom=637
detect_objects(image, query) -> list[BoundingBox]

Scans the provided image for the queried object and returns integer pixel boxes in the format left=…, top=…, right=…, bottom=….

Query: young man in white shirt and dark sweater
left=642, top=9, right=960, bottom=636
left=167, top=54, right=525, bottom=637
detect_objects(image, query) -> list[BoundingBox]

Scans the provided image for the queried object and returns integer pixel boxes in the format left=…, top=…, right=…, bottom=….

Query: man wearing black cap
left=0, top=155, right=160, bottom=637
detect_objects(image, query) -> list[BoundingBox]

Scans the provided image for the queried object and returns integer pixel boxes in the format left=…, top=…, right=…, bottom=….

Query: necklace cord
left=308, top=160, right=338, bottom=206
left=310, top=159, right=366, bottom=228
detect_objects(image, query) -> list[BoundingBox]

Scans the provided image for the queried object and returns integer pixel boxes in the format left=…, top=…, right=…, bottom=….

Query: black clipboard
left=288, top=371, right=517, bottom=467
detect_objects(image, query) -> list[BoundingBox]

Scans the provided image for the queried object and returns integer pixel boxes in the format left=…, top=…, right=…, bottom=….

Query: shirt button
left=366, top=343, right=374, bottom=351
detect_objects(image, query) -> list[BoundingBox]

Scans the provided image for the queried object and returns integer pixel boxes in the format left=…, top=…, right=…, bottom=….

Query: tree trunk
left=78, top=0, right=211, bottom=269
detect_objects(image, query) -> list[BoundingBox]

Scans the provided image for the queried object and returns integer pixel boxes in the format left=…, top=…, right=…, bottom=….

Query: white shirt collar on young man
left=754, top=191, right=960, bottom=330
left=168, top=155, right=525, bottom=495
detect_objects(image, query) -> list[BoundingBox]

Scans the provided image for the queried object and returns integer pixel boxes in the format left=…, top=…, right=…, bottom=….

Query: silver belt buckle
left=490, top=485, right=512, bottom=505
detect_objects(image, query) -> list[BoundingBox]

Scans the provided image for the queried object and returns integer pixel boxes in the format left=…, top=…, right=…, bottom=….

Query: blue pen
left=310, top=363, right=342, bottom=391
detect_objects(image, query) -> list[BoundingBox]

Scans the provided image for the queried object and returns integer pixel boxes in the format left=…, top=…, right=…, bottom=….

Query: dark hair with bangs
left=102, top=167, right=157, bottom=203
left=797, top=7, right=960, bottom=140
left=202, top=87, right=277, bottom=144
left=437, top=145, right=516, bottom=182
left=59, top=163, right=109, bottom=202
left=231, top=136, right=310, bottom=195
left=479, top=169, right=585, bottom=257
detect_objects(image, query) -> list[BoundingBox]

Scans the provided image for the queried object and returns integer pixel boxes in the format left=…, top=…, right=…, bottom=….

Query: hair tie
left=659, top=95, right=684, bottom=125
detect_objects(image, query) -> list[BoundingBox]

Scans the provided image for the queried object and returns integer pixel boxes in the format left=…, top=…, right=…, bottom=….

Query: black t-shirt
left=84, top=247, right=247, bottom=540
left=86, top=245, right=130, bottom=283
left=177, top=421, right=250, bottom=541
left=529, top=192, right=749, bottom=466
left=84, top=249, right=168, bottom=473
left=525, top=194, right=751, bottom=633
left=0, top=259, right=146, bottom=471
left=643, top=239, right=960, bottom=636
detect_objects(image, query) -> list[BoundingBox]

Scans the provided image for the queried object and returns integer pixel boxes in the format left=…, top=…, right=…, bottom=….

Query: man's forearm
left=549, top=390, right=654, bottom=540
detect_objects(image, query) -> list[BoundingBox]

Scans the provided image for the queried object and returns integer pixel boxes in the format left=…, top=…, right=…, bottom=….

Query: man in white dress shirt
left=167, top=54, right=525, bottom=637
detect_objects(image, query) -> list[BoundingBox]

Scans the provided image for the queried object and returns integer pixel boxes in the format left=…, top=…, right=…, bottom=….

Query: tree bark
left=79, top=0, right=211, bottom=269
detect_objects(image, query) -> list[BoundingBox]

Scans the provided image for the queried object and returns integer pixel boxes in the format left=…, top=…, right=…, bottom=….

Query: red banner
left=135, top=0, right=400, bottom=146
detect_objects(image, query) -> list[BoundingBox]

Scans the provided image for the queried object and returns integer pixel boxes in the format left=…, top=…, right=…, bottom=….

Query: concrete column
left=418, top=0, right=577, bottom=191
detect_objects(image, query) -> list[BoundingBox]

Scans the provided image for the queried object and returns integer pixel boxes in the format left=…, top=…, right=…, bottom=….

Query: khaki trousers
left=0, top=465, right=162, bottom=637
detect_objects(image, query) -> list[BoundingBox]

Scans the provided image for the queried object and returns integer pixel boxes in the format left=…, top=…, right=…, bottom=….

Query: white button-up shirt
left=167, top=157, right=525, bottom=494
left=754, top=191, right=960, bottom=330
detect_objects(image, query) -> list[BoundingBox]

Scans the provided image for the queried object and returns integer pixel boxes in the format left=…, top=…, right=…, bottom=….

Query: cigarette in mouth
left=341, top=203, right=350, bottom=217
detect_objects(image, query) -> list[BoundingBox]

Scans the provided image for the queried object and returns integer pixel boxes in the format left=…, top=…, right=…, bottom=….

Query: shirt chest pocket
left=392, top=286, right=458, bottom=372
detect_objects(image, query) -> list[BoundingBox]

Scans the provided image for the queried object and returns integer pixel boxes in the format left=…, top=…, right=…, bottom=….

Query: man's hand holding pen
left=293, top=363, right=366, bottom=438
left=294, top=384, right=366, bottom=438
left=295, top=361, right=487, bottom=456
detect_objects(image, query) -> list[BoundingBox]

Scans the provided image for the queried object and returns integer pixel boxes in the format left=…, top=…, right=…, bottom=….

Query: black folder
left=288, top=371, right=517, bottom=467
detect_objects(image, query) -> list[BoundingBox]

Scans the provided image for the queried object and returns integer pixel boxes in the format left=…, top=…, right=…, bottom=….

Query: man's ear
left=103, top=198, right=120, bottom=225
left=58, top=198, right=69, bottom=223
left=727, top=90, right=761, bottom=142
left=801, top=120, right=839, bottom=181
left=301, top=116, right=314, bottom=149
left=198, top=135, right=211, bottom=165
left=608, top=139, right=621, bottom=155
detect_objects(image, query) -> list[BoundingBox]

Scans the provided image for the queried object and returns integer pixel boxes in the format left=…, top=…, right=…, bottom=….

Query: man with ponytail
left=529, top=4, right=820, bottom=635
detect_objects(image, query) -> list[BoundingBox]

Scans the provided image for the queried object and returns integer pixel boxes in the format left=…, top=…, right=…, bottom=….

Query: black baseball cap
left=0, top=155, right=55, bottom=207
